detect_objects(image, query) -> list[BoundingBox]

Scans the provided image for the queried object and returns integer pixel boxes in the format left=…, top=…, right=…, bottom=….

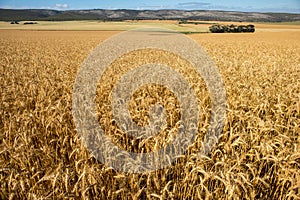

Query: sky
left=0, top=0, right=299, bottom=13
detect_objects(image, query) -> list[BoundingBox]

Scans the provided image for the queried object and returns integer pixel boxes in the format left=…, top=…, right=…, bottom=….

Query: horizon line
left=0, top=7, right=299, bottom=15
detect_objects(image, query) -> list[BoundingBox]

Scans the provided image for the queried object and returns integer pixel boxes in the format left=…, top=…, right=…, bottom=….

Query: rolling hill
left=0, top=8, right=299, bottom=22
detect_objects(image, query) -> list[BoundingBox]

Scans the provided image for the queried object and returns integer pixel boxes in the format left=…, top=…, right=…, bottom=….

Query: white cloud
left=55, top=3, right=69, bottom=9
left=177, top=2, right=211, bottom=9
left=173, top=1, right=300, bottom=13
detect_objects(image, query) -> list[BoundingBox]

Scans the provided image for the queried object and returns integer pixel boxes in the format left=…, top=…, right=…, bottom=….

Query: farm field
left=0, top=22, right=299, bottom=199
left=0, top=20, right=209, bottom=33
left=1, top=20, right=300, bottom=33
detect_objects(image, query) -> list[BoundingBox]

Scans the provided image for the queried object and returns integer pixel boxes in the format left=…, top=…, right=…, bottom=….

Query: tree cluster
left=209, top=24, right=255, bottom=33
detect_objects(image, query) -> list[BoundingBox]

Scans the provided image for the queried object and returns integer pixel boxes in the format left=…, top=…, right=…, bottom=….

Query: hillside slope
left=0, top=9, right=299, bottom=22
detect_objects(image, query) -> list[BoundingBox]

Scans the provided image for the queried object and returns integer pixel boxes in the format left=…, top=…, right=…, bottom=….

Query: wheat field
left=0, top=27, right=299, bottom=199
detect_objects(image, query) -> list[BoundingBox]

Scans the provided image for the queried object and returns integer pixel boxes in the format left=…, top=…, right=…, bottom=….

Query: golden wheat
left=0, top=29, right=299, bottom=199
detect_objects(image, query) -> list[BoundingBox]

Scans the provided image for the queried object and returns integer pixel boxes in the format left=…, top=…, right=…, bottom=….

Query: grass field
left=0, top=20, right=209, bottom=33
left=0, top=22, right=299, bottom=199
left=1, top=20, right=300, bottom=33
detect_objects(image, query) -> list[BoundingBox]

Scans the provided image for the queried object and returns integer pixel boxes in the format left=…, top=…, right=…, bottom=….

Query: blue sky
left=0, top=0, right=299, bottom=13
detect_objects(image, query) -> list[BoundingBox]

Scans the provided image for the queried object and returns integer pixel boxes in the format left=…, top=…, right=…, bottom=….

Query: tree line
left=209, top=24, right=255, bottom=33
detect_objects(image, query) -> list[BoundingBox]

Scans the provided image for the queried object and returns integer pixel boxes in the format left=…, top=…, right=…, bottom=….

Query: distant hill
left=0, top=9, right=299, bottom=22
